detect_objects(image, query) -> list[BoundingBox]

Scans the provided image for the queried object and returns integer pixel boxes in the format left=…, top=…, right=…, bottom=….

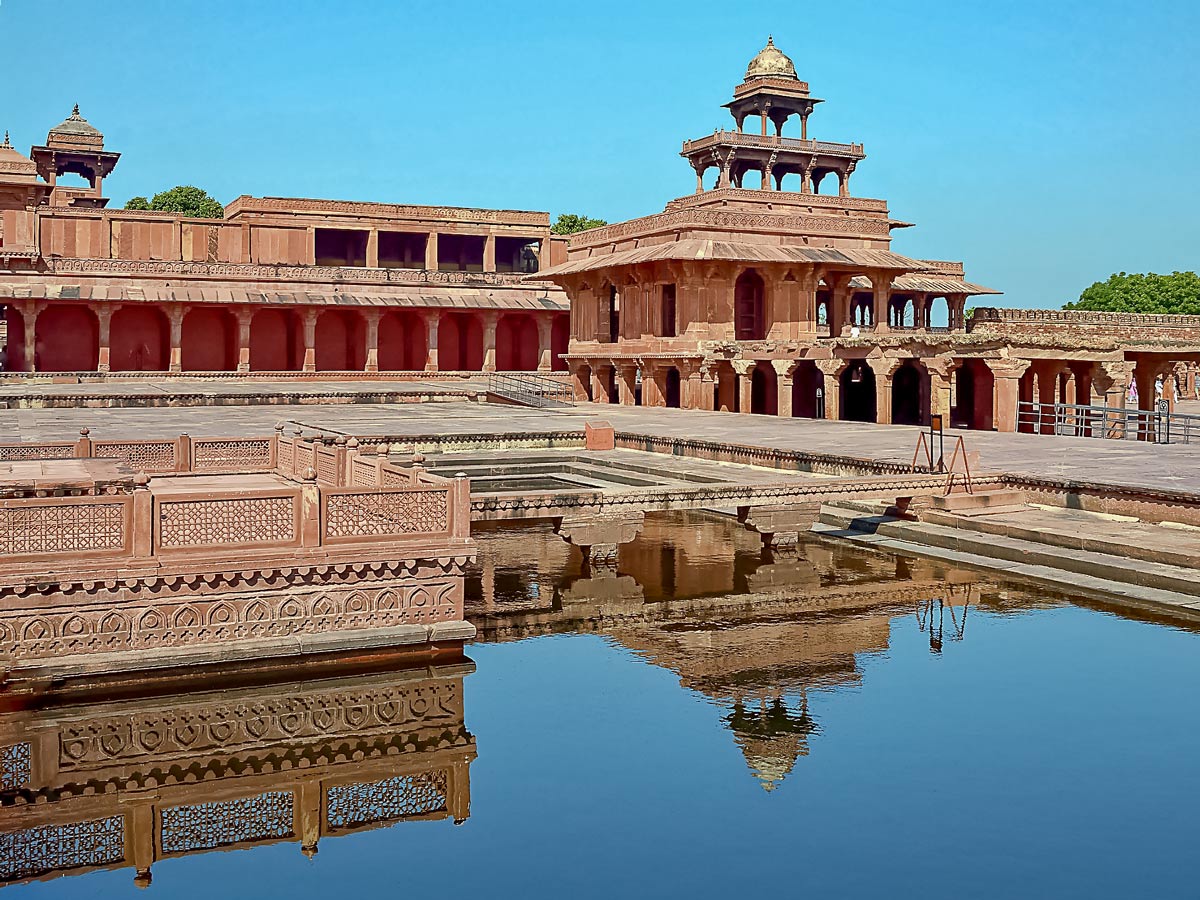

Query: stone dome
left=49, top=104, right=102, bottom=138
left=745, top=36, right=797, bottom=80
left=0, top=132, right=38, bottom=180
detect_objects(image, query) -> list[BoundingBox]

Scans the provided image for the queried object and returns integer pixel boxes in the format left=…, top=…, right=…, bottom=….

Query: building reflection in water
left=467, top=510, right=1056, bottom=790
left=0, top=656, right=475, bottom=889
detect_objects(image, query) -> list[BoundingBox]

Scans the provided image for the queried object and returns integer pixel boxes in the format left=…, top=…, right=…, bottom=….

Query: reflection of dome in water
left=745, top=36, right=798, bottom=80
left=725, top=696, right=817, bottom=791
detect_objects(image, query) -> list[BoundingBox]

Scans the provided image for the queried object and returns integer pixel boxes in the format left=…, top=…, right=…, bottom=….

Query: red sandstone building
left=0, top=109, right=571, bottom=376
left=536, top=38, right=1200, bottom=432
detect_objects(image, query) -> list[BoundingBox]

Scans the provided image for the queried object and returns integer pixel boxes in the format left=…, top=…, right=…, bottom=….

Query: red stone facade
left=536, top=39, right=1200, bottom=433
left=0, top=109, right=570, bottom=376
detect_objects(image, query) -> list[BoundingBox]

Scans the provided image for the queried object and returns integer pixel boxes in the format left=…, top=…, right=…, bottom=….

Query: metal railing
left=486, top=373, right=573, bottom=409
left=1016, top=400, right=1200, bottom=444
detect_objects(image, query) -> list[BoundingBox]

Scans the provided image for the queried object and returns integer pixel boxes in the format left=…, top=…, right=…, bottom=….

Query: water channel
left=4, top=512, right=1198, bottom=899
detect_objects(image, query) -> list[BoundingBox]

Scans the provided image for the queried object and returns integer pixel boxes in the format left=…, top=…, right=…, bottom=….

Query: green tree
left=551, top=213, right=607, bottom=235
left=123, top=185, right=225, bottom=218
left=1065, top=271, right=1200, bottom=315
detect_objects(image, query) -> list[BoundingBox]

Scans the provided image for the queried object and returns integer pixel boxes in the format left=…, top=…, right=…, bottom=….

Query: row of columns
left=569, top=355, right=1171, bottom=434
left=5, top=301, right=565, bottom=374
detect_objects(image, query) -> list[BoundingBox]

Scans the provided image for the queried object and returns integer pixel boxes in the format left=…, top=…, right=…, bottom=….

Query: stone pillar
left=698, top=365, right=717, bottom=411
left=20, top=302, right=40, bottom=372
left=642, top=364, right=665, bottom=407
left=483, top=234, right=496, bottom=272
left=481, top=312, right=500, bottom=372
left=816, top=359, right=843, bottom=420
left=423, top=311, right=441, bottom=372
left=1034, top=364, right=1059, bottom=434
left=875, top=363, right=894, bottom=425
left=363, top=310, right=382, bottom=373
left=536, top=316, right=553, bottom=372
left=717, top=366, right=736, bottom=412
left=925, top=359, right=955, bottom=423
left=236, top=309, right=253, bottom=372
left=684, top=366, right=703, bottom=410
left=827, top=275, right=852, bottom=337
left=168, top=306, right=185, bottom=372
left=871, top=272, right=893, bottom=334
left=96, top=305, right=114, bottom=372
left=736, top=362, right=754, bottom=414
left=988, top=360, right=1030, bottom=433
left=366, top=229, right=379, bottom=268
left=616, top=363, right=638, bottom=406
left=301, top=310, right=318, bottom=373
left=773, top=360, right=794, bottom=418
left=570, top=363, right=590, bottom=401
left=425, top=232, right=439, bottom=271
left=591, top=364, right=611, bottom=404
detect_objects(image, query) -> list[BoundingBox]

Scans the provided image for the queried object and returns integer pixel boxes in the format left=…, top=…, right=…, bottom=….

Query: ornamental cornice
left=225, top=195, right=549, bottom=226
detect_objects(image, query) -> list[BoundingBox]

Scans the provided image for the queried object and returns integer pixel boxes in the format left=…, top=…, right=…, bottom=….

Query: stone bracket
left=739, top=502, right=823, bottom=552
left=555, top=511, right=646, bottom=571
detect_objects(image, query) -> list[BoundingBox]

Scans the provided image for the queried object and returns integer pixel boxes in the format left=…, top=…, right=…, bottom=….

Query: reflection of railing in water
left=915, top=593, right=970, bottom=653
left=0, top=662, right=476, bottom=888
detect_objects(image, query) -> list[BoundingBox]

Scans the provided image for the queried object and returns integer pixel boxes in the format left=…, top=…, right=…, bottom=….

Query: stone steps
left=814, top=504, right=1200, bottom=616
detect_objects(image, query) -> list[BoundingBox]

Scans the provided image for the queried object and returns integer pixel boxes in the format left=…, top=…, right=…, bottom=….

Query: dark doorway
left=792, top=362, right=822, bottom=418
left=749, top=364, right=778, bottom=415
left=840, top=360, right=877, bottom=422
left=662, top=284, right=677, bottom=337
left=734, top=270, right=766, bottom=340
left=892, top=361, right=926, bottom=425
left=665, top=367, right=681, bottom=408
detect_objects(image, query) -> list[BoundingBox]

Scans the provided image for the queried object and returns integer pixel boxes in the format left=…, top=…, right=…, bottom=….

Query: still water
left=4, top=512, right=1199, bottom=899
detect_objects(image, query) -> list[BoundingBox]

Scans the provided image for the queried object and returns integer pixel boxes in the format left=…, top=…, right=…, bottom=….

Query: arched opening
left=314, top=310, right=365, bottom=371
left=109, top=306, right=169, bottom=372
left=660, top=285, right=677, bottom=338
left=840, top=360, right=877, bottom=422
left=378, top=311, right=427, bottom=370
left=4, top=307, right=25, bottom=371
left=889, top=296, right=915, bottom=329
left=496, top=313, right=539, bottom=371
left=249, top=308, right=301, bottom=372
left=734, top=269, right=766, bottom=340
left=439, top=313, right=483, bottom=371
left=812, top=169, right=838, bottom=195
left=740, top=168, right=764, bottom=190
left=777, top=171, right=804, bottom=192
left=954, top=359, right=995, bottom=430
left=792, top=361, right=823, bottom=418
left=850, top=293, right=873, bottom=328
left=603, top=284, right=620, bottom=343
left=35, top=304, right=98, bottom=371
left=551, top=314, right=570, bottom=371
left=749, top=363, right=778, bottom=415
left=181, top=307, right=236, bottom=371
left=927, top=296, right=950, bottom=329
left=606, top=366, right=619, bottom=404
left=891, top=360, right=928, bottom=426
left=665, top=367, right=681, bottom=408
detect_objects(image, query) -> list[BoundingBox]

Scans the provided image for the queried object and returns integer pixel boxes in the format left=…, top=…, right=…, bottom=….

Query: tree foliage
left=124, top=185, right=225, bottom=218
left=551, top=213, right=607, bottom=235
left=1065, top=271, right=1200, bottom=315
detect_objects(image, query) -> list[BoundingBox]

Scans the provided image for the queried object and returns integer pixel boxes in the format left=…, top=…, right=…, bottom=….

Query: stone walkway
left=3, top=393, right=1200, bottom=497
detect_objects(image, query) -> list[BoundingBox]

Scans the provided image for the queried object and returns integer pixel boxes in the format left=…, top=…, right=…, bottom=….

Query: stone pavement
left=3, top=395, right=1200, bottom=497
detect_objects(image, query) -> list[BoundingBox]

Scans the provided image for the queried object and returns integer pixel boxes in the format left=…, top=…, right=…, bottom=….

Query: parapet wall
left=970, top=307, right=1200, bottom=341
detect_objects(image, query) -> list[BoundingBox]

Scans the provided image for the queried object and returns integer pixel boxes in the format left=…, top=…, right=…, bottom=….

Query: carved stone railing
left=971, top=307, right=1200, bottom=328
left=0, top=431, right=276, bottom=474
left=665, top=188, right=888, bottom=213
left=680, top=130, right=865, bottom=157
left=566, top=203, right=890, bottom=250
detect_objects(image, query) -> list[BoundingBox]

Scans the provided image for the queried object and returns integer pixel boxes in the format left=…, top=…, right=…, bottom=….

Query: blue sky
left=1, top=0, right=1197, bottom=307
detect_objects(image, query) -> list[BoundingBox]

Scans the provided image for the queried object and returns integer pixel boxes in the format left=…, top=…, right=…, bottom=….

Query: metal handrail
left=487, top=373, right=573, bottom=409
left=1016, top=400, right=1200, bottom=443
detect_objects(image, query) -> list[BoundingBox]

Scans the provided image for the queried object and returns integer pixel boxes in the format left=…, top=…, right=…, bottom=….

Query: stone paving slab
left=4, top=393, right=1200, bottom=498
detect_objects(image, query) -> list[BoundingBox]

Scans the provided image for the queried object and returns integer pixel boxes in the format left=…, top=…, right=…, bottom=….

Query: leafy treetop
left=550, top=213, right=608, bottom=235
left=1065, top=271, right=1200, bottom=315
left=124, top=185, right=225, bottom=219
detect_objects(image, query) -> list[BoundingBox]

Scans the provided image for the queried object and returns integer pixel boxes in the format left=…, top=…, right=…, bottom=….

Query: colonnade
left=569, top=354, right=1185, bottom=435
left=0, top=302, right=571, bottom=374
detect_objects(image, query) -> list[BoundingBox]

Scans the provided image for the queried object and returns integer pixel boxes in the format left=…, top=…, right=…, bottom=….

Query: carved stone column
left=301, top=309, right=318, bottom=373
left=423, top=311, right=441, bottom=372
left=424, top=232, right=439, bottom=271
left=235, top=308, right=253, bottom=372
left=698, top=363, right=717, bottom=411
left=18, top=301, right=41, bottom=372
left=536, top=315, right=553, bottom=372
left=480, top=311, right=500, bottom=373
left=870, top=271, right=894, bottom=335
left=772, top=359, right=795, bottom=418
left=616, top=363, right=638, bottom=406
left=570, top=362, right=591, bottom=402
left=95, top=304, right=115, bottom=373
left=591, top=363, right=612, bottom=405
left=815, top=358, right=844, bottom=420
left=826, top=274, right=853, bottom=338
left=925, top=357, right=956, bottom=423
left=483, top=234, right=496, bottom=273
left=362, top=309, right=382, bottom=373
left=167, top=305, right=186, bottom=372
left=875, top=359, right=899, bottom=425
left=733, top=360, right=755, bottom=414
left=988, top=359, right=1030, bottom=433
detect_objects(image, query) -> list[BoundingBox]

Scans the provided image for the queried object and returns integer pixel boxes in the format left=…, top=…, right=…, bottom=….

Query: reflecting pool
left=4, top=512, right=1199, bottom=899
